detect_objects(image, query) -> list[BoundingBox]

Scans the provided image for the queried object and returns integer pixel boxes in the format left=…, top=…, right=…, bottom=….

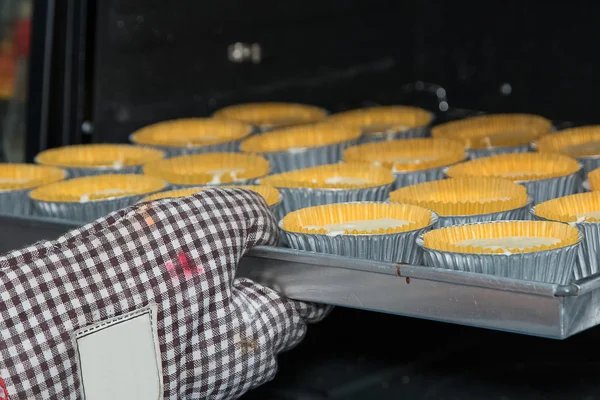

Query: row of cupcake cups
left=10, top=147, right=591, bottom=225
left=5, top=163, right=595, bottom=287
left=12, top=155, right=585, bottom=224
left=279, top=200, right=590, bottom=287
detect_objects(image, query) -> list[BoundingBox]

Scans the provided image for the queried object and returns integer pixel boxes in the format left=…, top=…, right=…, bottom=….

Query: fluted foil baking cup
left=533, top=125, right=600, bottom=176
left=389, top=177, right=529, bottom=216
left=258, top=163, right=395, bottom=189
left=418, top=220, right=581, bottom=284
left=35, top=144, right=165, bottom=177
left=436, top=199, right=532, bottom=228
left=576, top=156, right=600, bottom=179
left=142, top=152, right=270, bottom=186
left=241, top=124, right=361, bottom=173
left=262, top=141, right=359, bottom=173
left=140, top=184, right=280, bottom=209
left=30, top=174, right=166, bottom=222
left=344, top=138, right=466, bottom=173
left=129, top=118, right=253, bottom=157
left=0, top=164, right=67, bottom=215
left=431, top=113, right=551, bottom=149
left=213, top=102, right=328, bottom=130
left=321, top=105, right=433, bottom=143
left=258, top=163, right=394, bottom=218
left=532, top=191, right=600, bottom=280
left=467, top=143, right=530, bottom=159
left=445, top=153, right=581, bottom=203
left=359, top=125, right=430, bottom=143
left=587, top=168, right=600, bottom=191
left=393, top=164, right=449, bottom=189
left=519, top=172, right=580, bottom=203
left=272, top=185, right=392, bottom=221
left=281, top=202, right=438, bottom=263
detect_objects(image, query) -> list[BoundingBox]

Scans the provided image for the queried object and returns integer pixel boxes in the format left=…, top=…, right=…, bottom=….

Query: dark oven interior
left=25, top=1, right=600, bottom=398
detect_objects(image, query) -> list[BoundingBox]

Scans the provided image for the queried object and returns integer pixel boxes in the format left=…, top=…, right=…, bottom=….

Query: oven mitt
left=0, top=188, right=330, bottom=399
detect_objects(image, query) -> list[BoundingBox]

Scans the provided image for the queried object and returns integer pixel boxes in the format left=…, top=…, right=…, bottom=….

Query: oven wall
left=91, top=0, right=600, bottom=142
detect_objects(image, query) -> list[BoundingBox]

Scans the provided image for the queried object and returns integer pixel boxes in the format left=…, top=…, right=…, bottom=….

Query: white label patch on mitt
left=73, top=304, right=163, bottom=400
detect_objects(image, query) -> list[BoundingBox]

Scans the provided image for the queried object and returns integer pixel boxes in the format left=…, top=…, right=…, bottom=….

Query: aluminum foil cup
left=532, top=191, right=600, bottom=280
left=583, top=180, right=592, bottom=192
left=344, top=138, right=467, bottom=189
left=0, top=189, right=37, bottom=215
left=169, top=177, right=265, bottom=190
left=531, top=210, right=597, bottom=281
left=576, top=156, right=600, bottom=179
left=35, top=144, right=165, bottom=177
left=319, top=105, right=434, bottom=144
left=260, top=140, right=358, bottom=173
left=30, top=174, right=167, bottom=223
left=435, top=199, right=532, bottom=227
left=272, top=185, right=392, bottom=221
left=129, top=118, right=253, bottom=157
left=517, top=172, right=580, bottom=204
left=418, top=220, right=582, bottom=285
left=258, top=163, right=395, bottom=220
left=33, top=194, right=152, bottom=222
left=135, top=140, right=243, bottom=158
left=432, top=113, right=551, bottom=154
left=570, top=221, right=600, bottom=280
left=142, top=152, right=270, bottom=187
left=393, top=164, right=450, bottom=189
left=587, top=168, right=600, bottom=192
left=445, top=153, right=582, bottom=204
left=281, top=202, right=438, bottom=264
left=467, top=143, right=530, bottom=159
left=359, top=125, right=430, bottom=143
left=241, top=124, right=362, bottom=173
left=533, top=125, right=600, bottom=177
left=212, top=102, right=328, bottom=130
left=389, top=176, right=531, bottom=226
left=0, top=164, right=66, bottom=216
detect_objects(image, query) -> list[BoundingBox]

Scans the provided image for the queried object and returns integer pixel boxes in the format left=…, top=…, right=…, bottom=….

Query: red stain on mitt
left=0, top=377, right=10, bottom=400
left=166, top=253, right=204, bottom=281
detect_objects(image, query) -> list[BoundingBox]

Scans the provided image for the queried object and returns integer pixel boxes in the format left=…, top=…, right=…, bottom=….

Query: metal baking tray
left=2, top=214, right=600, bottom=340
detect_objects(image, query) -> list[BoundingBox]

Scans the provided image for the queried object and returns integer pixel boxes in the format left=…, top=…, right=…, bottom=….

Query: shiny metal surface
left=436, top=198, right=532, bottom=227
left=171, top=178, right=260, bottom=190
left=273, top=184, right=392, bottom=220
left=32, top=195, right=150, bottom=223
left=532, top=206, right=600, bottom=281
left=577, top=155, right=600, bottom=178
left=3, top=213, right=600, bottom=339
left=0, top=188, right=35, bottom=216
left=467, top=144, right=530, bottom=159
left=281, top=211, right=438, bottom=264
left=519, top=170, right=581, bottom=204
left=261, top=139, right=359, bottom=173
left=128, top=134, right=242, bottom=157
left=238, top=246, right=592, bottom=339
left=417, top=228, right=582, bottom=285
left=63, top=164, right=144, bottom=178
left=359, top=125, right=430, bottom=143
left=393, top=164, right=452, bottom=189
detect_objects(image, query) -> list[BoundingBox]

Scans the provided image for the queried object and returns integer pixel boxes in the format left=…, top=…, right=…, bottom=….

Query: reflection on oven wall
left=414, top=0, right=600, bottom=123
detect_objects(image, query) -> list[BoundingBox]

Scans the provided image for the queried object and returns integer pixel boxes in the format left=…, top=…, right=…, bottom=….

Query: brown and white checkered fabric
left=0, top=188, right=329, bottom=399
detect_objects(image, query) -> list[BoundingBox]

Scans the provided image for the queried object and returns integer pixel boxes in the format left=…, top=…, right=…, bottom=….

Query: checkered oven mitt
left=0, top=188, right=330, bottom=399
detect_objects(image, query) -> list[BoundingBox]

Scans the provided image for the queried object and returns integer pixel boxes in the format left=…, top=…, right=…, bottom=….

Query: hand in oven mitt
left=0, top=188, right=329, bottom=399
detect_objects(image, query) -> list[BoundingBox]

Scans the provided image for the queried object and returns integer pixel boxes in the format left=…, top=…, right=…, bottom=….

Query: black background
left=92, top=0, right=600, bottom=144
